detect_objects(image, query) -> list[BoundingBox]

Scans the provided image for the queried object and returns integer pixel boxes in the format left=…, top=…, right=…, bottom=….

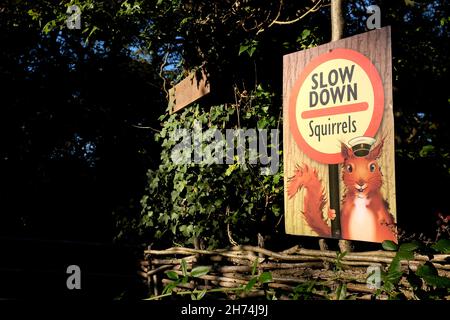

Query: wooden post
left=329, top=164, right=342, bottom=239
left=331, top=0, right=344, bottom=42
left=257, top=233, right=265, bottom=275
left=330, top=0, right=352, bottom=252
left=318, top=239, right=330, bottom=269
left=316, top=0, right=345, bottom=253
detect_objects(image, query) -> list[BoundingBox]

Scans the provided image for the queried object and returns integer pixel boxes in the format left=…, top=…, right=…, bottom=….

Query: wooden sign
left=168, top=69, right=210, bottom=114
left=283, top=27, right=397, bottom=243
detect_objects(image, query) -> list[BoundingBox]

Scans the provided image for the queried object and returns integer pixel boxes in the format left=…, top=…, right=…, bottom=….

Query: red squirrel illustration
left=287, top=139, right=396, bottom=243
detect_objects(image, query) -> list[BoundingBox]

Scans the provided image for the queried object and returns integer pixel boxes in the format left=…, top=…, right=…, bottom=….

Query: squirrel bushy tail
left=288, top=164, right=331, bottom=237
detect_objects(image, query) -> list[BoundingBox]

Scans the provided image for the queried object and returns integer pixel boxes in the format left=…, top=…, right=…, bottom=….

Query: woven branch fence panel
left=139, top=245, right=450, bottom=300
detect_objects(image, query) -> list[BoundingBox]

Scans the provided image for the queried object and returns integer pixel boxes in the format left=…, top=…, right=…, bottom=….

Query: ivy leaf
left=386, top=270, right=403, bottom=284
left=190, top=266, right=210, bottom=278
left=273, top=174, right=280, bottom=184
left=301, top=29, right=311, bottom=39
left=397, top=250, right=414, bottom=261
left=389, top=256, right=401, bottom=273
left=416, top=262, right=450, bottom=288
left=383, top=279, right=395, bottom=292
left=421, top=275, right=450, bottom=288
left=419, top=145, right=435, bottom=157
left=238, top=40, right=258, bottom=57
left=247, top=46, right=257, bottom=57
left=162, top=282, right=177, bottom=295
left=335, top=283, right=347, bottom=300
left=251, top=259, right=258, bottom=276
left=272, top=204, right=281, bottom=217
left=165, top=271, right=179, bottom=280
left=382, top=240, right=398, bottom=251
left=245, top=277, right=258, bottom=292
left=431, top=239, right=450, bottom=254
left=387, top=256, right=402, bottom=284
left=42, top=20, right=57, bottom=34
left=416, top=262, right=438, bottom=277
left=258, top=272, right=272, bottom=284
left=196, top=289, right=207, bottom=300
left=399, top=242, right=419, bottom=252
left=238, top=44, right=249, bottom=56
left=225, top=163, right=238, bottom=176
left=84, top=26, right=99, bottom=44
left=395, top=241, right=419, bottom=261
left=181, top=259, right=188, bottom=277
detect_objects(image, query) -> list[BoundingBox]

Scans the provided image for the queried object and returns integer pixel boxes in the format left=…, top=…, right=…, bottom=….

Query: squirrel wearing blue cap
left=288, top=138, right=397, bottom=243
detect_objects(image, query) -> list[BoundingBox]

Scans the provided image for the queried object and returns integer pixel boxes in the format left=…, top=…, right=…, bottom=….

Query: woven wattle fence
left=139, top=245, right=450, bottom=300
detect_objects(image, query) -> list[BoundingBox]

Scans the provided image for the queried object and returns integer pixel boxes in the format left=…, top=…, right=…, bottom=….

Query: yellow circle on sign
left=295, top=58, right=374, bottom=155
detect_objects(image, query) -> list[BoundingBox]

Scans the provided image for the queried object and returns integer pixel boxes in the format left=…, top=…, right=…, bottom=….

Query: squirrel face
left=341, top=140, right=384, bottom=198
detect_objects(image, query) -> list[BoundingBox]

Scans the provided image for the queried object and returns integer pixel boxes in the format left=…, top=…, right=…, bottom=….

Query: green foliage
left=190, top=266, right=211, bottom=278
left=243, top=270, right=272, bottom=293
left=334, top=283, right=348, bottom=300
left=258, top=272, right=272, bottom=284
left=334, top=251, right=347, bottom=271
left=139, top=85, right=283, bottom=247
left=290, top=281, right=317, bottom=300
left=153, top=263, right=275, bottom=300
left=242, top=270, right=275, bottom=299
left=399, top=242, right=420, bottom=252
left=181, top=258, right=188, bottom=277
left=165, top=270, right=179, bottom=280
left=239, top=39, right=259, bottom=57
left=244, top=277, right=258, bottom=292
left=382, top=240, right=398, bottom=251
left=416, top=262, right=450, bottom=288
left=379, top=239, right=450, bottom=300
left=431, top=239, right=450, bottom=254
left=161, top=259, right=211, bottom=296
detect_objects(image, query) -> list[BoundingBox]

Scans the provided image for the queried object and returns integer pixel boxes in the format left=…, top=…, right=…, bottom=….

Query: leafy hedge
left=138, top=85, right=283, bottom=248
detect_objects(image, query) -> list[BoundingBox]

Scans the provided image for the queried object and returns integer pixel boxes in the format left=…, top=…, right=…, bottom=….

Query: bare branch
left=269, top=0, right=325, bottom=27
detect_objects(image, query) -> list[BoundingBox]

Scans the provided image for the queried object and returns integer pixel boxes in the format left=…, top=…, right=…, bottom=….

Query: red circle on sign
left=289, top=48, right=384, bottom=164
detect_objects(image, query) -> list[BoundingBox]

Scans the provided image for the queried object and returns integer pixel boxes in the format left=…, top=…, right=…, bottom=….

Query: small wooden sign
left=168, top=69, right=210, bottom=114
left=283, top=27, right=397, bottom=243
